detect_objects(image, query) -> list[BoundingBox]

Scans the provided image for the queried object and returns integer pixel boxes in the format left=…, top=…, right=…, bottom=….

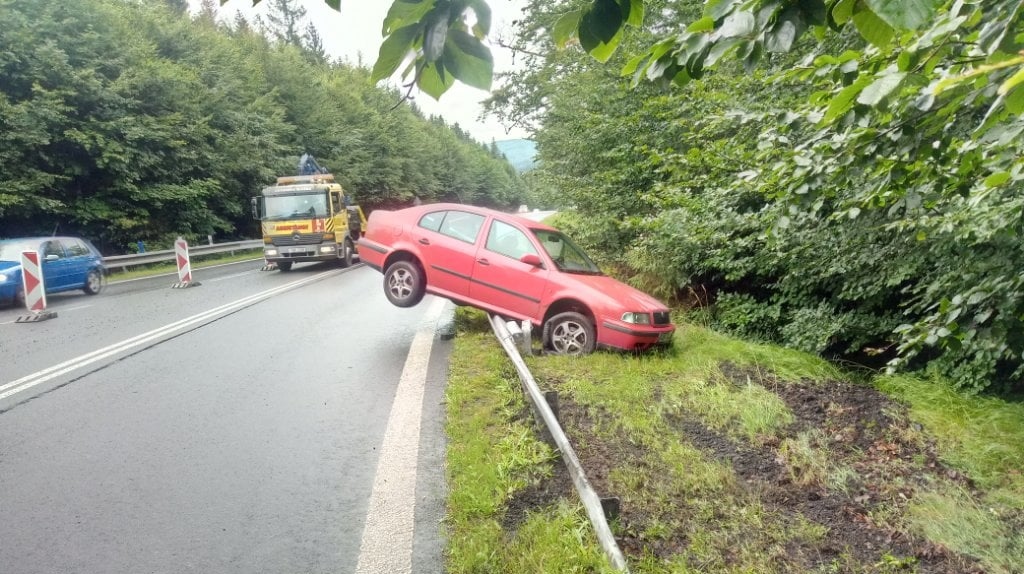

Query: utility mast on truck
left=251, top=154, right=367, bottom=271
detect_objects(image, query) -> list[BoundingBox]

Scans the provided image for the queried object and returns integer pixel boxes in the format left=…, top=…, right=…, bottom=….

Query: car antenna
left=51, top=223, right=60, bottom=237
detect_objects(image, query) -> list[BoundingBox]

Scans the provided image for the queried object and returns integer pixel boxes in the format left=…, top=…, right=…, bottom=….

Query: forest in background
left=0, top=0, right=525, bottom=253
left=492, top=0, right=1024, bottom=395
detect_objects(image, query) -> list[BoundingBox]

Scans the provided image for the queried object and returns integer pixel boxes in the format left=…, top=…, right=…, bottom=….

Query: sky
left=192, top=0, right=530, bottom=143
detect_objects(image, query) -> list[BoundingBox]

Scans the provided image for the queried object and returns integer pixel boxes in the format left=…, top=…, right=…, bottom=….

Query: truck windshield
left=532, top=230, right=602, bottom=275
left=263, top=193, right=330, bottom=220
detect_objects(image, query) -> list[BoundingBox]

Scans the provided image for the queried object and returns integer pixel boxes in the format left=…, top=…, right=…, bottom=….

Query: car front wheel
left=83, top=269, right=102, bottom=295
left=543, top=311, right=596, bottom=356
left=383, top=260, right=425, bottom=308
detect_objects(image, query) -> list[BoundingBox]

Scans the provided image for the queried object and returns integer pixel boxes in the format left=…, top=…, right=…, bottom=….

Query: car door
left=39, top=239, right=70, bottom=290
left=62, top=238, right=92, bottom=288
left=469, top=218, right=549, bottom=321
left=413, top=209, right=485, bottom=300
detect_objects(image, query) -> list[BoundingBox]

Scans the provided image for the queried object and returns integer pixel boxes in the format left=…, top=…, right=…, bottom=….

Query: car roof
left=0, top=236, right=86, bottom=243
left=405, top=203, right=558, bottom=232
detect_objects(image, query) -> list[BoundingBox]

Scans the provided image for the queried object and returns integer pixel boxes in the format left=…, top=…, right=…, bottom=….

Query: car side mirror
left=520, top=253, right=543, bottom=267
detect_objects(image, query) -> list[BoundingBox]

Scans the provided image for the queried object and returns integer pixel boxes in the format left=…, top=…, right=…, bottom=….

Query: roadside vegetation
left=446, top=308, right=1024, bottom=573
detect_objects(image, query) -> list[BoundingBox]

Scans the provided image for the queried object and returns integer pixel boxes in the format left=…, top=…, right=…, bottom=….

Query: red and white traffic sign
left=175, top=237, right=192, bottom=283
left=21, top=251, right=47, bottom=312
left=15, top=250, right=57, bottom=322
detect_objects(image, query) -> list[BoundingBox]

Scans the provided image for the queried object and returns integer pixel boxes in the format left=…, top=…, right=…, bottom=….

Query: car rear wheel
left=83, top=269, right=103, bottom=295
left=383, top=260, right=425, bottom=308
left=543, top=312, right=596, bottom=356
left=277, top=261, right=293, bottom=272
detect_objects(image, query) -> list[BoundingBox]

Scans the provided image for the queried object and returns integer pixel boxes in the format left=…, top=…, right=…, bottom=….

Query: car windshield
left=0, top=240, right=39, bottom=262
left=532, top=230, right=602, bottom=274
left=263, top=192, right=330, bottom=220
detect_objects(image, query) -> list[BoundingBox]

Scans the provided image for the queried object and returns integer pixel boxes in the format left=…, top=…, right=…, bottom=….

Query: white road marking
left=109, top=257, right=263, bottom=284
left=355, top=297, right=446, bottom=574
left=0, top=270, right=341, bottom=402
left=205, top=270, right=257, bottom=283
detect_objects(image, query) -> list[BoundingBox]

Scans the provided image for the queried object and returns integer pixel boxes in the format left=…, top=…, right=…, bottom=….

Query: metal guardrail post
left=489, top=315, right=630, bottom=572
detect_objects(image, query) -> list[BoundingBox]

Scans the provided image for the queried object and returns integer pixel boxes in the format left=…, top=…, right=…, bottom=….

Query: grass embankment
left=107, top=249, right=263, bottom=282
left=445, top=309, right=1024, bottom=574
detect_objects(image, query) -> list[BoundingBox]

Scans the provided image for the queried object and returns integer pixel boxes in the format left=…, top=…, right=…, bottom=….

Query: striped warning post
left=15, top=251, right=57, bottom=323
left=171, top=237, right=201, bottom=289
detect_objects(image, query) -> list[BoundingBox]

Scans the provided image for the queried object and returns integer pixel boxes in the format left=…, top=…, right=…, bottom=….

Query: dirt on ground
left=501, top=362, right=991, bottom=573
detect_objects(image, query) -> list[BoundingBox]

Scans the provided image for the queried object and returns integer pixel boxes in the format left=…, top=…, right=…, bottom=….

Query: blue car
left=0, top=237, right=107, bottom=307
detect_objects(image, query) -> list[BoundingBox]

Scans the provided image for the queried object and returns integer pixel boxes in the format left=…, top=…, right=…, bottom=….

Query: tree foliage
left=473, top=0, right=1024, bottom=394
left=0, top=0, right=524, bottom=252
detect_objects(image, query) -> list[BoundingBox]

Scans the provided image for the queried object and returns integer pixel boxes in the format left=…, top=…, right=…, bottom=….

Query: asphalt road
left=0, top=260, right=452, bottom=574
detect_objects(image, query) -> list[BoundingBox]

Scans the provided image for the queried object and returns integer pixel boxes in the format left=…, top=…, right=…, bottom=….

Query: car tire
left=339, top=239, right=354, bottom=268
left=83, top=269, right=102, bottom=295
left=543, top=311, right=596, bottom=356
left=383, top=260, right=425, bottom=308
left=277, top=261, right=293, bottom=272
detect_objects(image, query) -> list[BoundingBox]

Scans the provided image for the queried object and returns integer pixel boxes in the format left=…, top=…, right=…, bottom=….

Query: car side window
left=66, top=239, right=89, bottom=257
left=438, top=211, right=485, bottom=244
left=42, top=241, right=64, bottom=259
left=418, top=211, right=445, bottom=232
left=486, top=220, right=538, bottom=260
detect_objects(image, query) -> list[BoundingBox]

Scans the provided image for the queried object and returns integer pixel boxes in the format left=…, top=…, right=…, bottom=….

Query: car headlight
left=0, top=273, right=7, bottom=284
left=265, top=248, right=279, bottom=256
left=621, top=312, right=651, bottom=325
left=319, top=245, right=335, bottom=253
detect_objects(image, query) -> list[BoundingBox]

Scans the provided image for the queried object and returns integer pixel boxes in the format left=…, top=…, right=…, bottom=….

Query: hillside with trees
left=0, top=0, right=525, bottom=253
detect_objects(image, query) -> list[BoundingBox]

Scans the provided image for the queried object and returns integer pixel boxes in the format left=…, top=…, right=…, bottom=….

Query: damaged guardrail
left=488, top=314, right=629, bottom=572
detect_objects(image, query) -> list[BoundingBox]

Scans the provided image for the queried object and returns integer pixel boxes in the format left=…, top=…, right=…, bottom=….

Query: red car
left=359, top=204, right=675, bottom=355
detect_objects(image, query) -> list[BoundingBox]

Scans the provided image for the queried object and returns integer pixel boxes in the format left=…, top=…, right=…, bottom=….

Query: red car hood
left=565, top=273, right=669, bottom=312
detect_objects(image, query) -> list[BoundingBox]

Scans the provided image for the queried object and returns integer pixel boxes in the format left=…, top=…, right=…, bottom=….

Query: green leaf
left=581, top=0, right=624, bottom=45
left=372, top=24, right=421, bottom=82
left=468, top=0, right=491, bottom=37
left=687, top=16, right=715, bottom=33
left=984, top=172, right=1011, bottom=187
left=863, top=0, right=942, bottom=30
left=857, top=72, right=906, bottom=105
left=765, top=7, right=804, bottom=53
left=325, top=0, right=340, bottom=9
left=423, top=8, right=450, bottom=62
left=553, top=10, right=583, bottom=48
left=719, top=11, right=755, bottom=38
left=625, top=0, right=644, bottom=27
left=588, top=29, right=624, bottom=63
left=706, top=0, right=739, bottom=21
left=823, top=75, right=872, bottom=123
left=383, top=0, right=436, bottom=36
left=1007, top=85, right=1024, bottom=114
left=444, top=29, right=493, bottom=90
left=852, top=8, right=895, bottom=48
left=418, top=61, right=452, bottom=99
left=829, top=0, right=854, bottom=27
left=998, top=67, right=1024, bottom=96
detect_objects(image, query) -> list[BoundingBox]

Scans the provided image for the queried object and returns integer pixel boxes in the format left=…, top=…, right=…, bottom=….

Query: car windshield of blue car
left=532, top=230, right=602, bottom=275
left=0, top=240, right=40, bottom=262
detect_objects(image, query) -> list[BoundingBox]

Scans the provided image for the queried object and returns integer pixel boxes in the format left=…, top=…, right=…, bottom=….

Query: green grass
left=107, top=249, right=263, bottom=282
left=445, top=310, right=1024, bottom=573
left=445, top=309, right=613, bottom=573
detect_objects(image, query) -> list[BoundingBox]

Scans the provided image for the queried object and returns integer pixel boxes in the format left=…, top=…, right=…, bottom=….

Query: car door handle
left=477, top=258, right=490, bottom=266
left=418, top=238, right=430, bottom=245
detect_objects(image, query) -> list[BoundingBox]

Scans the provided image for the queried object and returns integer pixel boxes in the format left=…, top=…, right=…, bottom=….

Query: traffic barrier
left=259, top=258, right=277, bottom=271
left=15, top=251, right=58, bottom=323
left=171, top=237, right=201, bottom=289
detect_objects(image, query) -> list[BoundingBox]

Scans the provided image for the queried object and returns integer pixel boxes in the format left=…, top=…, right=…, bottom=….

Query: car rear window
left=418, top=212, right=444, bottom=232
left=438, top=211, right=485, bottom=244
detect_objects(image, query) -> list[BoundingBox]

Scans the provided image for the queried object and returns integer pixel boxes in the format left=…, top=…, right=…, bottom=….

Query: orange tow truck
left=251, top=155, right=367, bottom=271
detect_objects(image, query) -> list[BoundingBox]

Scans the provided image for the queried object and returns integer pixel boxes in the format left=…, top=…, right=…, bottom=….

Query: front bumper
left=599, top=320, right=675, bottom=351
left=264, top=242, right=338, bottom=263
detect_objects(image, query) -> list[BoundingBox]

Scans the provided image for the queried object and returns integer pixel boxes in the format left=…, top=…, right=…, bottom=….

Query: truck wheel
left=278, top=261, right=293, bottom=272
left=383, top=260, right=425, bottom=308
left=543, top=312, right=596, bottom=356
left=339, top=239, right=354, bottom=268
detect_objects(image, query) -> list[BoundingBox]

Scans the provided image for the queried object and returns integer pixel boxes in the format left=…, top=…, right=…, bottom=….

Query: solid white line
left=109, top=257, right=263, bottom=284
left=60, top=304, right=93, bottom=313
left=354, top=297, right=446, bottom=574
left=0, top=270, right=340, bottom=402
left=205, top=270, right=257, bottom=283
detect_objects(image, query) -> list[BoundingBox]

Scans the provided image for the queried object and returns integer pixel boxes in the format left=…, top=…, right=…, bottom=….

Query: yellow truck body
left=251, top=173, right=367, bottom=271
